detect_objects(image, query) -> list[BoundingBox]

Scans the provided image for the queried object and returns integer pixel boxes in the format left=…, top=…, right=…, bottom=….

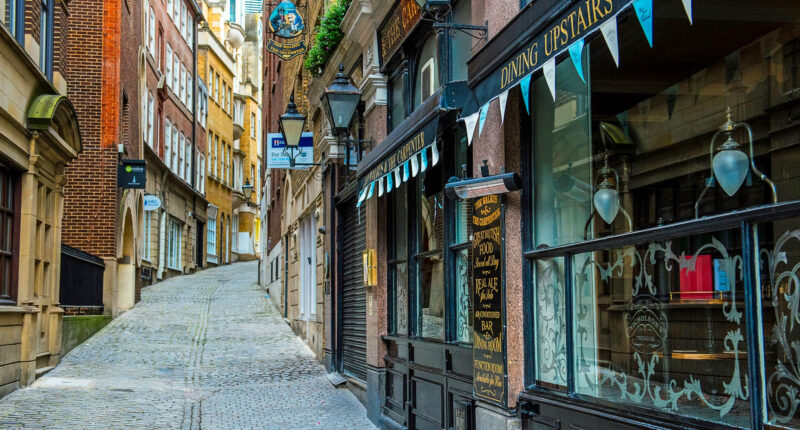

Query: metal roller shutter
left=340, top=197, right=367, bottom=382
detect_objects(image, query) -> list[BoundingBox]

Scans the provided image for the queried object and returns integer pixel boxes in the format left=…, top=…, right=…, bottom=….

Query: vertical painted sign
left=472, top=194, right=506, bottom=405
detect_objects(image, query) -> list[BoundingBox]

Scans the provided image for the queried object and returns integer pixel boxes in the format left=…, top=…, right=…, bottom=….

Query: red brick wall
left=53, top=0, right=68, bottom=77
left=62, top=0, right=120, bottom=258
left=25, top=0, right=41, bottom=47
left=121, top=0, right=142, bottom=159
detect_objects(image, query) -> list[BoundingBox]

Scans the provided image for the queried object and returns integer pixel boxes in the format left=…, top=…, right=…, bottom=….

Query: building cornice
left=199, top=25, right=236, bottom=74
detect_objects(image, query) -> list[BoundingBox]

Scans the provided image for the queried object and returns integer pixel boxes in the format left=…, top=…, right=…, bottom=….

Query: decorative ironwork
left=456, top=250, right=471, bottom=343
left=396, top=263, right=408, bottom=336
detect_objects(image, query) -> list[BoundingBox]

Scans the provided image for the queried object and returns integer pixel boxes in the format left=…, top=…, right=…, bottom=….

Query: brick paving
left=0, top=261, right=376, bottom=430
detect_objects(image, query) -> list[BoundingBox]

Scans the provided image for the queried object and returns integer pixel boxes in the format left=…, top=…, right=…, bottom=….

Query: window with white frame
left=172, top=128, right=179, bottom=172
left=180, top=63, right=186, bottom=103
left=214, top=136, right=220, bottom=177
left=299, top=215, right=317, bottom=319
left=166, top=44, right=173, bottom=86
left=178, top=133, right=185, bottom=178
left=164, top=119, right=172, bottom=166
left=172, top=0, right=179, bottom=24
left=167, top=218, right=182, bottom=270
left=187, top=74, right=193, bottom=111
left=197, top=152, right=205, bottom=193
left=148, top=5, right=155, bottom=53
left=207, top=216, right=216, bottom=259
left=147, top=93, right=154, bottom=148
left=180, top=3, right=186, bottom=40
left=166, top=0, right=173, bottom=22
left=184, top=140, right=191, bottom=183
left=143, top=211, right=152, bottom=261
left=232, top=213, right=239, bottom=251
left=251, top=113, right=256, bottom=138
left=188, top=16, right=193, bottom=50
left=172, top=55, right=179, bottom=91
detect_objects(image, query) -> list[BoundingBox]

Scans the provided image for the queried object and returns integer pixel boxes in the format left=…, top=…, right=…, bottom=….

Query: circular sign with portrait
left=269, top=1, right=304, bottom=39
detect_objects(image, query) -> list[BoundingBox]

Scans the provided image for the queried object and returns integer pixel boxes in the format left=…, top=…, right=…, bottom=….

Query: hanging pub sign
left=266, top=0, right=307, bottom=59
left=472, top=194, right=506, bottom=405
left=118, top=159, right=146, bottom=189
left=378, top=0, right=421, bottom=63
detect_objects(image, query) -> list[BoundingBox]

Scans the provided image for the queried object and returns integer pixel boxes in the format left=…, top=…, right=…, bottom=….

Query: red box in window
left=679, top=255, right=713, bottom=300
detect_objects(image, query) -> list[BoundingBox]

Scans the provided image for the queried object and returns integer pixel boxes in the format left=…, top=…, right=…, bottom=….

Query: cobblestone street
left=0, top=262, right=375, bottom=429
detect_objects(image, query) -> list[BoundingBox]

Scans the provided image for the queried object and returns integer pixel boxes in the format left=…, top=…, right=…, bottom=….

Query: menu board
left=472, top=195, right=506, bottom=405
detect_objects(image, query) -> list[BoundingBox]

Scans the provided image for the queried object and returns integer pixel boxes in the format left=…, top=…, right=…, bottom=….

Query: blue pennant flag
left=367, top=181, right=375, bottom=199
left=402, top=160, right=410, bottom=182
left=478, top=102, right=490, bottom=136
left=420, top=148, right=428, bottom=172
left=569, top=39, right=586, bottom=83
left=633, top=0, right=653, bottom=47
left=386, top=173, right=393, bottom=193
left=520, top=74, right=532, bottom=115
left=356, top=188, right=367, bottom=208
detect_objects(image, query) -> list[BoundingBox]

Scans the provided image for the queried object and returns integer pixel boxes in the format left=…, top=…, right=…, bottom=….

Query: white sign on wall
left=267, top=132, right=314, bottom=170
left=143, top=195, right=161, bottom=211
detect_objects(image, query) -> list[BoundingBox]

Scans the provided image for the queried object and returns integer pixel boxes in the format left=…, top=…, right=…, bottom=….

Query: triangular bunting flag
left=402, top=160, right=410, bottom=182
left=378, top=177, right=384, bottom=197
left=356, top=187, right=367, bottom=207
left=520, top=74, right=532, bottom=115
left=393, top=168, right=401, bottom=187
left=367, top=181, right=375, bottom=199
left=478, top=103, right=490, bottom=136
left=600, top=17, right=620, bottom=67
left=411, top=154, right=419, bottom=177
left=386, top=173, right=394, bottom=193
left=498, top=90, right=509, bottom=124
left=569, top=39, right=586, bottom=83
left=633, top=0, right=653, bottom=47
left=464, top=112, right=479, bottom=146
left=682, top=0, right=692, bottom=24
left=431, top=143, right=439, bottom=167
left=543, top=58, right=556, bottom=101
left=420, top=148, right=428, bottom=172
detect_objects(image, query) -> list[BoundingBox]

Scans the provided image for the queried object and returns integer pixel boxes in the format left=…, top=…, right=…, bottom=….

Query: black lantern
left=242, top=178, right=254, bottom=201
left=321, top=63, right=361, bottom=138
left=279, top=94, right=306, bottom=149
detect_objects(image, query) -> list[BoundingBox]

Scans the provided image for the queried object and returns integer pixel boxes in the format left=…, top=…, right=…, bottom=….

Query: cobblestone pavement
left=0, top=261, right=376, bottom=430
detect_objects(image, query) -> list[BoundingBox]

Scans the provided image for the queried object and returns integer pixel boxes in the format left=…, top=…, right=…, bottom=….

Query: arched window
left=414, top=35, right=439, bottom=108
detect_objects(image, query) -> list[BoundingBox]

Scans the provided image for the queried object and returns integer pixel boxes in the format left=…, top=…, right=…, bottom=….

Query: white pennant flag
left=600, top=17, right=620, bottom=67
left=463, top=112, right=479, bottom=146
left=411, top=154, right=419, bottom=177
left=498, top=90, right=509, bottom=124
left=393, top=167, right=401, bottom=186
left=543, top=58, right=556, bottom=101
left=682, top=0, right=693, bottom=24
left=378, top=176, right=384, bottom=197
left=431, top=142, right=440, bottom=167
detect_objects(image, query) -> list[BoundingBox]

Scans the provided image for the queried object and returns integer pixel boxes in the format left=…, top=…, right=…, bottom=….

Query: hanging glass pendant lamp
left=593, top=176, right=620, bottom=224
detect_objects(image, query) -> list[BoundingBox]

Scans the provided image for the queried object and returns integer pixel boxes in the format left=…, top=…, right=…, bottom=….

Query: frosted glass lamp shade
left=594, top=187, right=620, bottom=224
left=712, top=147, right=749, bottom=197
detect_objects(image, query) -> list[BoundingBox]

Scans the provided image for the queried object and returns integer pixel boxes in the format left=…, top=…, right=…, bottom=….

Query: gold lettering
left=576, top=7, right=588, bottom=33
left=592, top=0, right=604, bottom=23
left=568, top=11, right=578, bottom=37
left=585, top=0, right=594, bottom=26
left=604, top=0, right=613, bottom=14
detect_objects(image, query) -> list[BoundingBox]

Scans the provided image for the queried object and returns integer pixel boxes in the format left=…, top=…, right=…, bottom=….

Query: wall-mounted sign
left=266, top=39, right=307, bottom=60
left=143, top=195, right=162, bottom=211
left=378, top=0, right=421, bottom=63
left=269, top=0, right=304, bottom=38
left=267, top=132, right=313, bottom=169
left=118, top=159, right=146, bottom=189
left=472, top=194, right=506, bottom=406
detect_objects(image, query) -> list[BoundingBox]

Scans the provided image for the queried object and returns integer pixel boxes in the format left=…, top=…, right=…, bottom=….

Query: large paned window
left=0, top=168, right=17, bottom=304
left=207, top=216, right=217, bottom=260
left=148, top=5, right=155, bottom=53
left=167, top=218, right=182, bottom=270
left=450, top=130, right=472, bottom=343
left=415, top=154, right=444, bottom=340
left=164, top=119, right=172, bottom=166
left=166, top=45, right=173, bottom=86
left=389, top=184, right=409, bottom=336
left=523, top=3, right=800, bottom=428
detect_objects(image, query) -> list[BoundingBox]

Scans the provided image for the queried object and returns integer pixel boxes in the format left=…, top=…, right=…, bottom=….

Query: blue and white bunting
left=420, top=148, right=428, bottom=172
left=520, top=74, right=532, bottom=115
left=498, top=90, right=509, bottom=124
left=431, top=143, right=439, bottom=167
left=633, top=0, right=653, bottom=47
left=600, top=17, right=620, bottom=67
left=386, top=172, right=394, bottom=192
left=367, top=181, right=375, bottom=199
left=478, top=103, right=490, bottom=136
left=543, top=58, right=556, bottom=101
left=378, top=177, right=384, bottom=197
left=464, top=111, right=479, bottom=146
left=411, top=154, right=419, bottom=177
left=569, top=39, right=586, bottom=83
left=393, top=167, right=401, bottom=187
left=402, top=160, right=410, bottom=182
left=356, top=187, right=368, bottom=207
left=682, top=0, right=692, bottom=24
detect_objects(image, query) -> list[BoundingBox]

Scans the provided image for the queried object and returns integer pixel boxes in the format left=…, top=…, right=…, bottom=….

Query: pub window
left=416, top=147, right=444, bottom=339
left=414, top=35, right=439, bottom=108
left=388, top=182, right=409, bottom=336
left=0, top=167, right=17, bottom=304
left=449, top=129, right=472, bottom=343
left=523, top=2, right=800, bottom=428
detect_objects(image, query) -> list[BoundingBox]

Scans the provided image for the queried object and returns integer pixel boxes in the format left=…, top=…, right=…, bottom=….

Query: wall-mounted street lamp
left=695, top=107, right=778, bottom=217
left=242, top=178, right=254, bottom=201
left=413, top=0, right=488, bottom=40
left=280, top=94, right=318, bottom=168
left=444, top=162, right=521, bottom=200
left=321, top=63, right=371, bottom=170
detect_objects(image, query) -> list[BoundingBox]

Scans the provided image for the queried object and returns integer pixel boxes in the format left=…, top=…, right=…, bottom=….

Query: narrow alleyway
left=0, top=262, right=375, bottom=429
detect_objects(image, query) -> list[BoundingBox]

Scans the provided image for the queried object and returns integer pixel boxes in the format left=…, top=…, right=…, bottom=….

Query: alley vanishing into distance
left=0, top=262, right=374, bottom=429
